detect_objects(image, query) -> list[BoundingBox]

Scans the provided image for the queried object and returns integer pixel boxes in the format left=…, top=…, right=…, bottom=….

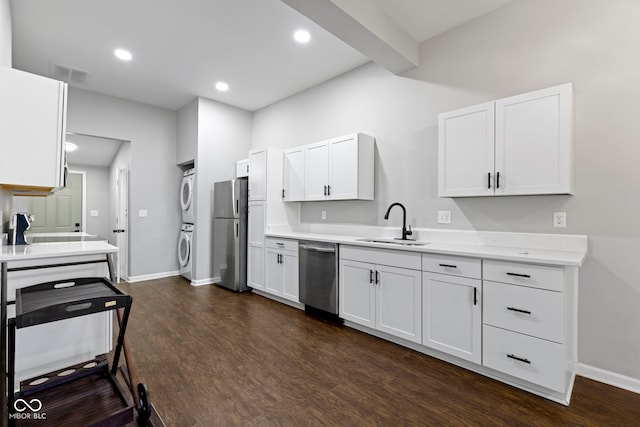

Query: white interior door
left=28, top=171, right=83, bottom=233
left=115, top=167, right=129, bottom=282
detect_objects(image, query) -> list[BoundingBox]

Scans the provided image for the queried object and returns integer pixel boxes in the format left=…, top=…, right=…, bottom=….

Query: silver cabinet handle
left=299, top=244, right=335, bottom=253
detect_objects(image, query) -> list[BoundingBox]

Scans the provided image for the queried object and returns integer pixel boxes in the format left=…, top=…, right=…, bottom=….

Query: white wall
left=66, top=88, right=181, bottom=278
left=193, top=97, right=252, bottom=283
left=251, top=0, right=640, bottom=381
left=0, top=0, right=12, bottom=227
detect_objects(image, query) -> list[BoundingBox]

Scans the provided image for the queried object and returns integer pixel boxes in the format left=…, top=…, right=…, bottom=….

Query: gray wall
left=69, top=164, right=111, bottom=239
left=66, top=88, right=181, bottom=278
left=193, top=97, right=252, bottom=282
left=251, top=0, right=640, bottom=381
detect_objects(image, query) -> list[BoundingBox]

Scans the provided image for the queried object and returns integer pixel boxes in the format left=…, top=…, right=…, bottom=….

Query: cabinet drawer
left=483, top=325, right=565, bottom=392
left=422, top=253, right=481, bottom=279
left=265, top=238, right=298, bottom=252
left=483, top=260, right=564, bottom=292
left=484, top=281, right=563, bottom=343
left=340, top=245, right=421, bottom=270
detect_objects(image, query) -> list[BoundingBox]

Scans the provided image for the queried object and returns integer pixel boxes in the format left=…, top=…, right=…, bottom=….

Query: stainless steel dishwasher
left=299, top=240, right=338, bottom=315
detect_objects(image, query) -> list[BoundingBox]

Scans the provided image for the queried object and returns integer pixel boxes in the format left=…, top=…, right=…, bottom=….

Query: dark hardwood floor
left=116, top=277, right=640, bottom=427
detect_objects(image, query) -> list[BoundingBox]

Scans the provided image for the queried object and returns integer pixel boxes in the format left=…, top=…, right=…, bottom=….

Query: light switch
left=139, top=209, right=148, bottom=218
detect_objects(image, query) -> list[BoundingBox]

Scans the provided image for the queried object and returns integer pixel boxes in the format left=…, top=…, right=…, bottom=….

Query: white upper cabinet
left=301, top=133, right=374, bottom=201
left=248, top=148, right=267, bottom=201
left=282, top=147, right=305, bottom=201
left=438, top=102, right=495, bottom=197
left=495, top=84, right=573, bottom=195
left=236, top=158, right=249, bottom=178
left=304, top=140, right=330, bottom=200
left=438, top=83, right=573, bottom=197
left=0, top=67, right=67, bottom=191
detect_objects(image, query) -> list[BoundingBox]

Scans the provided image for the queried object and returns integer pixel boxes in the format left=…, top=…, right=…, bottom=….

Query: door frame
left=116, top=167, right=129, bottom=282
left=68, top=169, right=87, bottom=232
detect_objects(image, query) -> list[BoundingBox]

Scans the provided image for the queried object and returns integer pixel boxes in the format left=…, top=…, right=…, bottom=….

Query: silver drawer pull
left=507, top=354, right=531, bottom=364
left=276, top=242, right=285, bottom=247
left=438, top=263, right=457, bottom=269
left=506, top=272, right=531, bottom=278
left=507, top=307, right=532, bottom=315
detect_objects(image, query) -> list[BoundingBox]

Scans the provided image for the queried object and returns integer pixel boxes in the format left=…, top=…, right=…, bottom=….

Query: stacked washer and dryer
left=178, top=168, right=195, bottom=281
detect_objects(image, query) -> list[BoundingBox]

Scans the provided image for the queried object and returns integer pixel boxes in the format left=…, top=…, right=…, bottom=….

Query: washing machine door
left=178, top=232, right=191, bottom=268
left=180, top=175, right=193, bottom=212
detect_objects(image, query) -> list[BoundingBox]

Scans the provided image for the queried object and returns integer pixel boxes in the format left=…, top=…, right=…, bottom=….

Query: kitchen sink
left=355, top=238, right=429, bottom=246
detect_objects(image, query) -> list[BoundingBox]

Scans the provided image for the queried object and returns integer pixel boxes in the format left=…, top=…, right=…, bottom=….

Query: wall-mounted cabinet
left=282, top=147, right=305, bottom=201
left=236, top=158, right=249, bottom=178
left=282, top=133, right=375, bottom=202
left=0, top=67, right=67, bottom=192
left=438, top=83, right=573, bottom=197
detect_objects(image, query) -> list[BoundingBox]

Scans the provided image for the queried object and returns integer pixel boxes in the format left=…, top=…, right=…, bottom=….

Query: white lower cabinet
left=264, top=238, right=299, bottom=302
left=422, top=272, right=481, bottom=363
left=340, top=246, right=422, bottom=344
left=482, top=260, right=570, bottom=394
left=422, top=254, right=482, bottom=363
left=247, top=201, right=265, bottom=290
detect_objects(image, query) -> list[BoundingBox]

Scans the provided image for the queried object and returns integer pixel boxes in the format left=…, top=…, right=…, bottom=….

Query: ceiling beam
left=282, top=0, right=419, bottom=74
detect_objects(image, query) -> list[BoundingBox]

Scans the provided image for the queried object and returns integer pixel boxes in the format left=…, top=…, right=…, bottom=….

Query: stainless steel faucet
left=383, top=202, right=413, bottom=240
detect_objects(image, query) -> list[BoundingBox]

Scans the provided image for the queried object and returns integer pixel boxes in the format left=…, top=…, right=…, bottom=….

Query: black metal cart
left=6, top=276, right=152, bottom=426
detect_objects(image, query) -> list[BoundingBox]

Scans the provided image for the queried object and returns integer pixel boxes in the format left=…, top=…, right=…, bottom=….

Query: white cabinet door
left=0, top=67, right=67, bottom=189
left=247, top=201, right=265, bottom=290
left=495, top=83, right=573, bottom=195
left=264, top=247, right=283, bottom=295
left=283, top=146, right=305, bottom=202
left=328, top=134, right=359, bottom=200
left=422, top=272, right=481, bottom=363
left=282, top=251, right=299, bottom=302
left=438, top=102, right=495, bottom=197
left=376, top=265, right=422, bottom=344
left=339, top=259, right=376, bottom=328
left=248, top=149, right=267, bottom=201
left=304, top=141, right=329, bottom=200
left=236, top=158, right=249, bottom=178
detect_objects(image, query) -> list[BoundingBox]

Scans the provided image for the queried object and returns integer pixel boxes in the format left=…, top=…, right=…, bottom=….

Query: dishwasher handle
left=299, top=243, right=336, bottom=253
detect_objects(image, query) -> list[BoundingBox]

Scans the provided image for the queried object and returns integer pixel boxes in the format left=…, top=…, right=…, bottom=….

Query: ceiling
left=10, top=0, right=512, bottom=112
left=65, top=133, right=124, bottom=167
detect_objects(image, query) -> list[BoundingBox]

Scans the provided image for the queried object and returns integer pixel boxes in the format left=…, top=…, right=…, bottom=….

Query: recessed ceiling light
left=114, top=49, right=132, bottom=61
left=65, top=142, right=78, bottom=152
left=215, top=81, right=229, bottom=92
left=293, top=30, right=311, bottom=44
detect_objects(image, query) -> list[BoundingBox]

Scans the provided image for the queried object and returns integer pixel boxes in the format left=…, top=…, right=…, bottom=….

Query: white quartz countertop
left=0, top=241, right=118, bottom=262
left=265, top=229, right=587, bottom=267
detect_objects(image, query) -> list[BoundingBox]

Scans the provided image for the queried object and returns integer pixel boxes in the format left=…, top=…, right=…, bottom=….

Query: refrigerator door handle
left=232, top=180, right=237, bottom=216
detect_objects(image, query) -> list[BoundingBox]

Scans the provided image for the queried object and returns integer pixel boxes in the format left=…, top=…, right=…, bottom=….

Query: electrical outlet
left=321, top=211, right=327, bottom=220
left=437, top=210, right=451, bottom=224
left=90, top=210, right=99, bottom=217
left=139, top=209, right=148, bottom=218
left=553, top=211, right=566, bottom=228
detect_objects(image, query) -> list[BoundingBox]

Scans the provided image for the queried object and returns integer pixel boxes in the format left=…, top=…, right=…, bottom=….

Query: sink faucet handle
left=407, top=225, right=412, bottom=235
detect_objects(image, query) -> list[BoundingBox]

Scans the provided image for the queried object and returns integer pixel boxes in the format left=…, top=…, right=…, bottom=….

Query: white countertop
left=0, top=240, right=118, bottom=262
left=266, top=228, right=587, bottom=267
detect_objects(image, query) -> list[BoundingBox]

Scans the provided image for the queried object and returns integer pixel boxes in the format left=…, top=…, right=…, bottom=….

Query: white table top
left=0, top=241, right=118, bottom=263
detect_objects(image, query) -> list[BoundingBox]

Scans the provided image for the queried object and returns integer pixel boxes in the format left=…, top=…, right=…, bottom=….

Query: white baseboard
left=126, top=270, right=180, bottom=283
left=190, top=277, right=217, bottom=287
left=575, top=363, right=640, bottom=394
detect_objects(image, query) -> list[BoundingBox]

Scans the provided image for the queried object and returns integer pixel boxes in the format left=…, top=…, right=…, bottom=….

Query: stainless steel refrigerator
left=213, top=178, right=250, bottom=292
